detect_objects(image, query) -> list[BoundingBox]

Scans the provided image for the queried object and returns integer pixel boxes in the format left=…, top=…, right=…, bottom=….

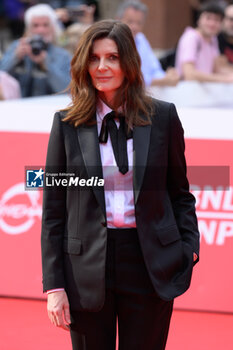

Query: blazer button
left=101, top=222, right=107, bottom=227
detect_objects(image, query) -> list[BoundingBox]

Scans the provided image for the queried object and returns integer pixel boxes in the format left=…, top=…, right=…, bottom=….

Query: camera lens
left=29, top=35, right=47, bottom=56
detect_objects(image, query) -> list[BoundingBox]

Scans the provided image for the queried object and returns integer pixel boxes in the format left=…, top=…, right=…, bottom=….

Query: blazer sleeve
left=167, top=103, right=200, bottom=262
left=41, top=112, right=67, bottom=292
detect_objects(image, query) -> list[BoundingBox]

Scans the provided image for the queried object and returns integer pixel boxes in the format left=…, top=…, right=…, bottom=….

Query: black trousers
left=70, top=228, right=173, bottom=350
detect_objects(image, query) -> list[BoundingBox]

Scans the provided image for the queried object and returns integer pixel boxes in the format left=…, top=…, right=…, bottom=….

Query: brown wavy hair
left=63, top=19, right=154, bottom=128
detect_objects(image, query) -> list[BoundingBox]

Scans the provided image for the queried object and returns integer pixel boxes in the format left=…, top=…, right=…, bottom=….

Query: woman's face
left=88, top=38, right=125, bottom=104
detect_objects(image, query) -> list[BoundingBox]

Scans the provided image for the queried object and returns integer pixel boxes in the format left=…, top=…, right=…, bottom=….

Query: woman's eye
left=109, top=55, right=118, bottom=60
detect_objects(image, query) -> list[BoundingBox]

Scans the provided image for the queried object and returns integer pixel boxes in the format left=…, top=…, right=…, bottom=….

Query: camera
left=29, top=35, right=47, bottom=56
left=68, top=8, right=85, bottom=21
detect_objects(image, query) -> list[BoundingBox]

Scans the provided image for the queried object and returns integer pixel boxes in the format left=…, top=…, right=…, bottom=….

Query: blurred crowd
left=0, top=0, right=233, bottom=100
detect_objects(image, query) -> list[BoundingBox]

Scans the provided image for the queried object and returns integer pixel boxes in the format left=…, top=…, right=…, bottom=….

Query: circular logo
left=0, top=183, right=42, bottom=234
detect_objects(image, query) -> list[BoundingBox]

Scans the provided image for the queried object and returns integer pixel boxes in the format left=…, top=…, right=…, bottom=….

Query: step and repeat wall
left=0, top=88, right=233, bottom=313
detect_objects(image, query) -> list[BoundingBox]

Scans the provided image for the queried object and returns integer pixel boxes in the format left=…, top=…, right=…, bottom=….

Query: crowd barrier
left=0, top=89, right=232, bottom=313
left=149, top=81, right=233, bottom=108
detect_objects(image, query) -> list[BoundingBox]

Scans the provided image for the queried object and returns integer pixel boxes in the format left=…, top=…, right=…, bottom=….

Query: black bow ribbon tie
left=99, top=111, right=133, bottom=175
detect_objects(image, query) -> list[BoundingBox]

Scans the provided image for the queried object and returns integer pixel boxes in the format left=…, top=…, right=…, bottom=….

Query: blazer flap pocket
left=157, top=225, right=181, bottom=246
left=63, top=238, right=82, bottom=255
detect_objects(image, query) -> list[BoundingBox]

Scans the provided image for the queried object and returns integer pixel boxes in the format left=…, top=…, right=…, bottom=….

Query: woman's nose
left=98, top=58, right=107, bottom=71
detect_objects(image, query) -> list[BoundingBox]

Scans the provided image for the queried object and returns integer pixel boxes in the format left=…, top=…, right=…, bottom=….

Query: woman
left=41, top=20, right=199, bottom=350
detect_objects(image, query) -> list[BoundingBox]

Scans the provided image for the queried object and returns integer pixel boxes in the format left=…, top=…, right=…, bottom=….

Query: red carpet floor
left=0, top=297, right=233, bottom=350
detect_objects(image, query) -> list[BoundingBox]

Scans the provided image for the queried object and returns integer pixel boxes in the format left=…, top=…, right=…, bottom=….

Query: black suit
left=41, top=99, right=199, bottom=349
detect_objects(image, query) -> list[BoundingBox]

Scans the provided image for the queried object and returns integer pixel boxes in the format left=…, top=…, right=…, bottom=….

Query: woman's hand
left=47, top=290, right=71, bottom=331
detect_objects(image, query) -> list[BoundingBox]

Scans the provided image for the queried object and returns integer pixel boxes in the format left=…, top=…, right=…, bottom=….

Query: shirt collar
left=191, top=27, right=217, bottom=46
left=96, top=99, right=124, bottom=136
left=96, top=99, right=113, bottom=123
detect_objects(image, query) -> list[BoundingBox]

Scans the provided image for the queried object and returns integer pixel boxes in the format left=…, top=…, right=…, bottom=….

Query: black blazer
left=41, top=99, right=199, bottom=311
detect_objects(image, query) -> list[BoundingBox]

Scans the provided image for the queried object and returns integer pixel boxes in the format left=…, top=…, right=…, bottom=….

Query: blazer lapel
left=77, top=122, right=106, bottom=218
left=133, top=124, right=151, bottom=205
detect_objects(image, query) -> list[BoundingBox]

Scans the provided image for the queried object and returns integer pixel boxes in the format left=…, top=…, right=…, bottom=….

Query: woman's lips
left=96, top=76, right=112, bottom=81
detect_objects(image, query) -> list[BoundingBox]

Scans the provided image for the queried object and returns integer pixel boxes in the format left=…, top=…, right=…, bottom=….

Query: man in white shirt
left=117, top=1, right=179, bottom=86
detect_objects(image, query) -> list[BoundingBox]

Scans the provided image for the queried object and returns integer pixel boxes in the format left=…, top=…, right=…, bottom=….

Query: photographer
left=45, top=0, right=98, bottom=27
left=0, top=4, right=72, bottom=97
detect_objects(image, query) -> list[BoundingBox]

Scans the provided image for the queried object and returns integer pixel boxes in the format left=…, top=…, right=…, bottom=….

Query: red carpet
left=0, top=297, right=232, bottom=350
